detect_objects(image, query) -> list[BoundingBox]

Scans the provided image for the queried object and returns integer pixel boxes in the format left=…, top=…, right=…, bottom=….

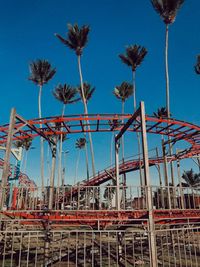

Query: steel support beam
left=140, top=101, right=157, bottom=267
left=1, top=108, right=16, bottom=209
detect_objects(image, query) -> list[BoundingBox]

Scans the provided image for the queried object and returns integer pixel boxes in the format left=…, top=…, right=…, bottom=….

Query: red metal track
left=2, top=209, right=200, bottom=227
left=0, top=114, right=199, bottom=157
left=0, top=158, right=35, bottom=187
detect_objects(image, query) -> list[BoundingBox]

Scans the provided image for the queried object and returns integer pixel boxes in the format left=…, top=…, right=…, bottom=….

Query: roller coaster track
left=0, top=113, right=199, bottom=156
left=0, top=113, right=199, bottom=188
left=0, top=158, right=36, bottom=187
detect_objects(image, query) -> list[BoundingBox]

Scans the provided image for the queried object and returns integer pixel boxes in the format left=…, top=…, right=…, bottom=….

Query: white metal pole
left=140, top=101, right=157, bottom=267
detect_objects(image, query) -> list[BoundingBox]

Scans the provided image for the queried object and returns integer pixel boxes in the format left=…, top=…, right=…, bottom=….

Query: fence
left=1, top=185, right=200, bottom=211
left=0, top=223, right=199, bottom=266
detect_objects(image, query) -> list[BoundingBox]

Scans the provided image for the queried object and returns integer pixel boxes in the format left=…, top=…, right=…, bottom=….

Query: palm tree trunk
left=49, top=142, right=57, bottom=209
left=132, top=71, right=143, bottom=190
left=38, top=85, right=44, bottom=192
left=165, top=24, right=175, bottom=186
left=165, top=24, right=170, bottom=118
left=121, top=100, right=126, bottom=208
left=110, top=133, right=114, bottom=166
left=77, top=55, right=96, bottom=177
left=121, top=101, right=125, bottom=160
left=58, top=104, right=66, bottom=187
left=75, top=149, right=80, bottom=184
left=85, top=141, right=90, bottom=181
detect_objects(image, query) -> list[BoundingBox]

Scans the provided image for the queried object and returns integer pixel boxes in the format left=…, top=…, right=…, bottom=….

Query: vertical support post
left=115, top=136, right=120, bottom=210
left=49, top=143, right=56, bottom=210
left=1, top=108, right=16, bottom=209
left=177, top=158, right=184, bottom=209
left=140, top=102, right=157, bottom=267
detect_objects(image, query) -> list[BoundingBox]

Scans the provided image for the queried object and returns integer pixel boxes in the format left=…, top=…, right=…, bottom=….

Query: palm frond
left=28, top=59, right=56, bottom=86
left=151, top=0, right=184, bottom=24
left=119, top=45, right=147, bottom=71
left=113, top=81, right=133, bottom=102
left=153, top=107, right=169, bottom=118
left=53, top=84, right=80, bottom=105
left=77, top=82, right=95, bottom=103
left=182, top=169, right=200, bottom=188
left=55, top=23, right=90, bottom=56
left=75, top=137, right=87, bottom=149
left=195, top=55, right=200, bottom=75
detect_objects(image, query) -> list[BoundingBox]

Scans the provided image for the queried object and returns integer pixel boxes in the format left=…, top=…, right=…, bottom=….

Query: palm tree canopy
left=53, top=122, right=68, bottom=141
left=181, top=169, right=200, bottom=187
left=53, top=84, right=80, bottom=105
left=28, top=59, right=56, bottom=86
left=195, top=55, right=200, bottom=75
left=77, top=82, right=95, bottom=103
left=108, top=118, right=121, bottom=129
left=75, top=137, right=87, bottom=149
left=153, top=107, right=169, bottom=118
left=55, top=23, right=90, bottom=56
left=119, top=45, right=147, bottom=72
left=14, top=137, right=33, bottom=151
left=151, top=0, right=184, bottom=24
left=113, top=81, right=133, bottom=102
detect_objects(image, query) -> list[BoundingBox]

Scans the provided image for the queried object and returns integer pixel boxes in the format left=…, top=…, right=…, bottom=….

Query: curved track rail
left=0, top=114, right=199, bottom=158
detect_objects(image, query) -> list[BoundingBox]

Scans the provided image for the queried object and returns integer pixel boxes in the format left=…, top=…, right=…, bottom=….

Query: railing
left=1, top=185, right=200, bottom=211
left=0, top=224, right=200, bottom=266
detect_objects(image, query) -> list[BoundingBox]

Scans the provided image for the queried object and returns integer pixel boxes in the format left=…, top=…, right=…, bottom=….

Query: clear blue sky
left=1, top=0, right=200, bottom=186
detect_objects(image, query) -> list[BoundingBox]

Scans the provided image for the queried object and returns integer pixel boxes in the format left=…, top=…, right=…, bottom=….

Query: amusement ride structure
left=0, top=102, right=200, bottom=266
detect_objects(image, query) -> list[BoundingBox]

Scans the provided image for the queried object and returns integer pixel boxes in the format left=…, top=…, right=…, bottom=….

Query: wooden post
left=49, top=143, right=56, bottom=210
left=1, top=108, right=16, bottom=209
left=140, top=102, right=157, bottom=267
left=115, top=137, right=120, bottom=210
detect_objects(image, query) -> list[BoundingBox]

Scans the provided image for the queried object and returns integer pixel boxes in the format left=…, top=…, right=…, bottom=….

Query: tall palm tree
left=55, top=23, right=96, bottom=177
left=29, top=59, right=56, bottom=191
left=195, top=55, right=200, bottom=74
left=75, top=137, right=88, bottom=184
left=53, top=84, right=80, bottom=186
left=151, top=0, right=184, bottom=118
left=119, top=45, right=147, bottom=112
left=194, top=55, right=200, bottom=170
left=181, top=169, right=200, bottom=188
left=119, top=45, right=147, bottom=189
left=113, top=82, right=133, bottom=160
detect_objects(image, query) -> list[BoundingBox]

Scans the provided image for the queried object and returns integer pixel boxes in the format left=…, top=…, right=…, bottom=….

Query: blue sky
left=1, top=0, right=200, bottom=186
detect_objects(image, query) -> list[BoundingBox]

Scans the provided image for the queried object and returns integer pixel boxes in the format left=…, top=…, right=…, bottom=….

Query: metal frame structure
left=1, top=102, right=200, bottom=266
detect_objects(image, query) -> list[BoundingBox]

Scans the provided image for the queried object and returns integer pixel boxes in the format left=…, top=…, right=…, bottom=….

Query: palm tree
left=53, top=84, right=80, bottom=186
left=55, top=23, right=96, bottom=177
left=194, top=55, right=200, bottom=170
left=75, top=137, right=88, bottom=184
left=119, top=46, right=147, bottom=190
left=29, top=59, right=56, bottom=191
left=181, top=169, right=200, bottom=188
left=195, top=55, right=200, bottom=74
left=14, top=138, right=33, bottom=173
left=113, top=82, right=133, bottom=160
left=108, top=118, right=121, bottom=166
left=119, top=45, right=147, bottom=112
left=151, top=0, right=184, bottom=118
left=153, top=107, right=170, bottom=118
left=77, top=82, right=95, bottom=103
